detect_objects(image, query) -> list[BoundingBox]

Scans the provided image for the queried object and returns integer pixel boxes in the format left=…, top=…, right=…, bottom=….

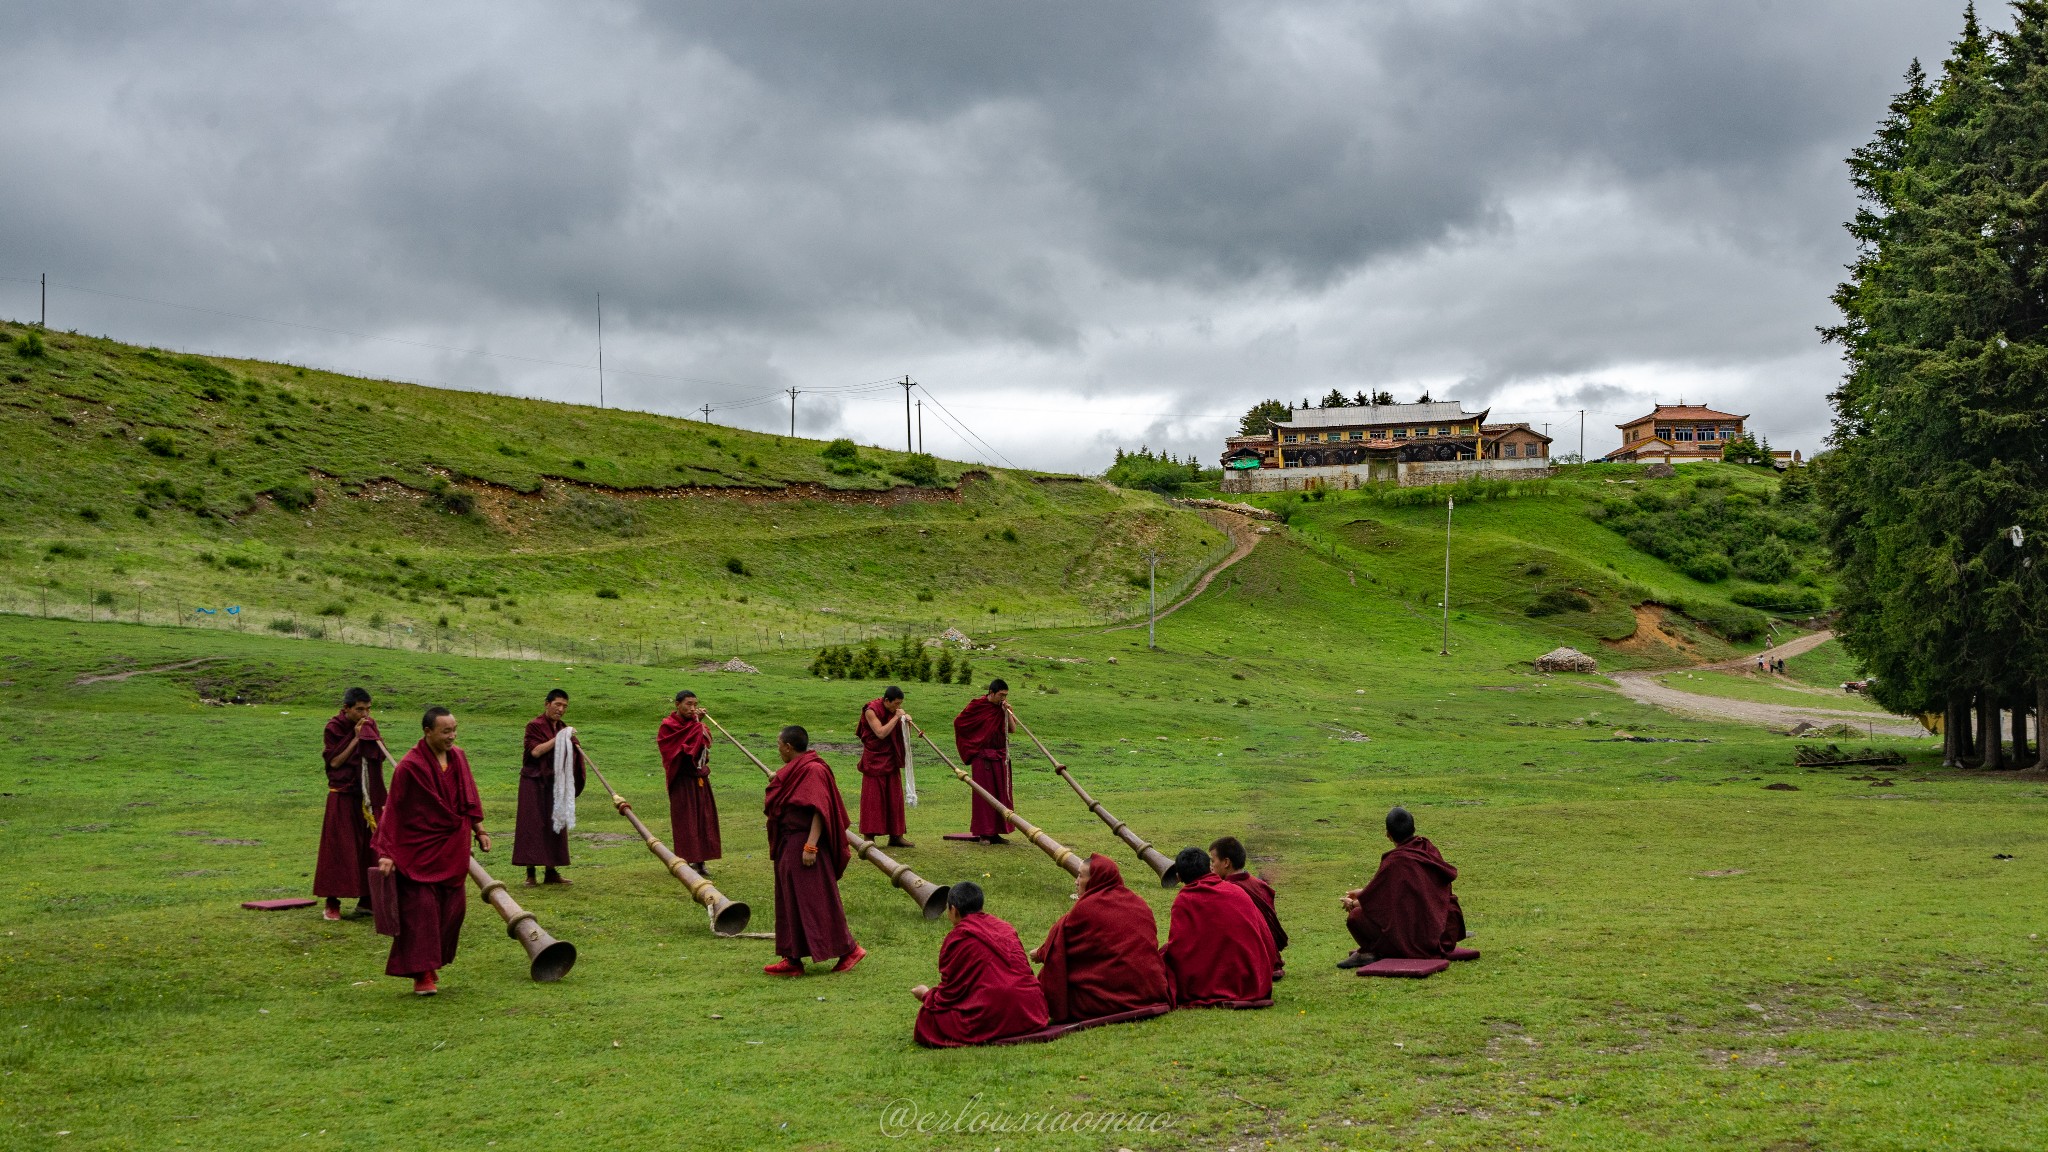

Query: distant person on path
left=315, top=687, right=387, bottom=921
left=514, top=689, right=584, bottom=886
left=913, top=882, right=1050, bottom=1047
left=1030, top=853, right=1170, bottom=1023
left=1337, top=807, right=1467, bottom=968
left=1160, top=847, right=1277, bottom=1007
left=657, top=690, right=721, bottom=874
left=1211, top=836, right=1288, bottom=981
left=953, top=679, right=1016, bottom=843
left=762, top=725, right=864, bottom=976
left=373, top=707, right=489, bottom=996
left=857, top=686, right=915, bottom=847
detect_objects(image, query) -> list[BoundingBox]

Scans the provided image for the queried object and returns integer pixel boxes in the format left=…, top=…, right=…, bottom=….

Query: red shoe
left=322, top=907, right=342, bottom=921
left=413, top=972, right=439, bottom=996
left=762, top=959, right=805, bottom=977
left=831, top=945, right=867, bottom=974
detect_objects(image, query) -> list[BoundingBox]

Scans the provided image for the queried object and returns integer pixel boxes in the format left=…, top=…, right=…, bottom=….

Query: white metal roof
left=1273, top=401, right=1485, bottom=430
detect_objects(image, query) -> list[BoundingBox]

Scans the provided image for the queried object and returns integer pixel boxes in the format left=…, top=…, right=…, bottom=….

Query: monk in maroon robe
left=1339, top=807, right=1467, bottom=967
left=857, top=687, right=913, bottom=846
left=913, top=882, right=1050, bottom=1047
left=315, top=687, right=387, bottom=920
left=952, top=680, right=1015, bottom=842
left=1211, top=835, right=1287, bottom=980
left=372, top=707, right=490, bottom=996
left=1160, top=847, right=1276, bottom=1007
left=1030, top=854, right=1170, bottom=1022
left=762, top=726, right=864, bottom=975
left=657, top=690, right=721, bottom=870
left=513, top=689, right=584, bottom=884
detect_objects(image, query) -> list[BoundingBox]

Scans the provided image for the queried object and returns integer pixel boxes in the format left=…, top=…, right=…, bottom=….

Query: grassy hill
left=0, top=322, right=1227, bottom=661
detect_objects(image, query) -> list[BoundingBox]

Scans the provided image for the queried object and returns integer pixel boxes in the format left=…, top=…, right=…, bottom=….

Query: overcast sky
left=0, top=1, right=1978, bottom=470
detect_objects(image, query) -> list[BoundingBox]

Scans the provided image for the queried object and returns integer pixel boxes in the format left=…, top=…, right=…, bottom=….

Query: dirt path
left=73, top=657, right=220, bottom=686
left=1606, top=631, right=1927, bottom=736
left=1103, top=509, right=1263, bottom=633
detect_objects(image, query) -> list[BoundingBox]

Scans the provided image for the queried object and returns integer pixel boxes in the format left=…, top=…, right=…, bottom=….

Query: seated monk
left=1159, top=847, right=1276, bottom=1007
left=1030, top=853, right=1170, bottom=1023
left=912, top=882, right=1050, bottom=1047
left=1210, top=836, right=1287, bottom=981
left=1337, top=806, right=1467, bottom=968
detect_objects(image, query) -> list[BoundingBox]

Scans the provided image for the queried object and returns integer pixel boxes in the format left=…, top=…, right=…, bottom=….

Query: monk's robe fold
left=314, top=713, right=386, bottom=901
left=513, top=714, right=584, bottom=868
left=657, top=713, right=722, bottom=862
left=1160, top=873, right=1277, bottom=1007
left=763, top=750, right=856, bottom=962
left=915, top=911, right=1051, bottom=1047
left=370, top=739, right=483, bottom=977
left=1346, top=836, right=1466, bottom=960
left=952, top=696, right=1012, bottom=837
left=1223, top=869, right=1288, bottom=977
left=1030, top=854, right=1171, bottom=1023
left=855, top=698, right=908, bottom=837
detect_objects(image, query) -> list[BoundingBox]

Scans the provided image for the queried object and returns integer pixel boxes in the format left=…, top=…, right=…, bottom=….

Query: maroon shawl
left=953, top=695, right=1007, bottom=764
left=1224, top=870, right=1288, bottom=953
left=322, top=712, right=387, bottom=807
left=856, top=699, right=906, bottom=776
left=763, top=751, right=851, bottom=873
left=915, top=912, right=1051, bottom=1047
left=657, top=713, right=711, bottom=789
left=1031, top=854, right=1170, bottom=1022
left=1160, top=873, right=1276, bottom=1007
left=370, top=739, right=483, bottom=885
left=522, top=714, right=586, bottom=790
left=1350, top=836, right=1465, bottom=959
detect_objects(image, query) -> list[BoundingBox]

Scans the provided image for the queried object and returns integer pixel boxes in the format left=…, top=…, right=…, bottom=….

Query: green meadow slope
left=0, top=322, right=1225, bottom=660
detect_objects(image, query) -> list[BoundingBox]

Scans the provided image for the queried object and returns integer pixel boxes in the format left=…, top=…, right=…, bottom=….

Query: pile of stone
left=1534, top=647, right=1598, bottom=673
left=696, top=657, right=760, bottom=674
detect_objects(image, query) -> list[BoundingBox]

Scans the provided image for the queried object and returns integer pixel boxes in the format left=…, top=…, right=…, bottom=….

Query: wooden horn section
left=468, top=857, right=577, bottom=982
left=904, top=720, right=1084, bottom=878
left=704, top=713, right=950, bottom=918
left=1005, top=708, right=1179, bottom=888
left=583, top=757, right=751, bottom=937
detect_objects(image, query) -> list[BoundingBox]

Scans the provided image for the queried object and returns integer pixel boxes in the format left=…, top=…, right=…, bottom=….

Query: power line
left=915, top=382, right=1020, bottom=470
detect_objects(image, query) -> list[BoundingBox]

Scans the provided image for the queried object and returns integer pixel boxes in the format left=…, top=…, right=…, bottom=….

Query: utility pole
left=915, top=399, right=923, bottom=452
left=787, top=387, right=800, bottom=436
left=699, top=404, right=713, bottom=423
left=1148, top=553, right=1158, bottom=650
left=1578, top=409, right=1585, bottom=463
left=901, top=376, right=914, bottom=452
left=595, top=292, right=605, bottom=409
left=1440, top=495, right=1453, bottom=655
left=40, top=272, right=46, bottom=327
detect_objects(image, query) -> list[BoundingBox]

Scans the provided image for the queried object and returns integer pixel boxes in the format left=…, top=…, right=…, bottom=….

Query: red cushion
left=1357, top=957, right=1450, bottom=978
left=240, top=898, right=319, bottom=911
left=984, top=1003, right=1173, bottom=1046
left=1448, top=947, right=1481, bottom=961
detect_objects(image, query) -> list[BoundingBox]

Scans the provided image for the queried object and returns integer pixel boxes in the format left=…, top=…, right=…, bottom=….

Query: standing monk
left=656, top=690, right=721, bottom=873
left=1211, top=835, right=1288, bottom=981
left=315, top=687, right=387, bottom=921
left=372, top=707, right=490, bottom=996
left=1337, top=807, right=1467, bottom=967
left=762, top=726, right=865, bottom=976
left=514, top=688, right=584, bottom=886
left=857, top=685, right=914, bottom=848
left=952, top=679, right=1015, bottom=844
left=1031, top=854, right=1171, bottom=1023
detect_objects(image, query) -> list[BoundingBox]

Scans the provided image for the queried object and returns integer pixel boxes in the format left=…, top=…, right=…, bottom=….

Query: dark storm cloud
left=0, top=0, right=1976, bottom=466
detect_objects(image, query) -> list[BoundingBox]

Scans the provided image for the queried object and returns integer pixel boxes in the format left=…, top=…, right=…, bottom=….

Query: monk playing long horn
left=315, top=687, right=387, bottom=921
left=912, top=881, right=1049, bottom=1048
left=762, top=725, right=866, bottom=977
left=373, top=707, right=491, bottom=997
left=515, top=689, right=585, bottom=886
left=952, top=678, right=1015, bottom=844
left=657, top=690, right=721, bottom=875
left=857, top=685, right=915, bottom=848
left=1030, top=854, right=1171, bottom=1024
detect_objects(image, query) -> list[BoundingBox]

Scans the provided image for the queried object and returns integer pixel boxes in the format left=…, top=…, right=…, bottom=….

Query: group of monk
left=311, top=678, right=1470, bottom=1023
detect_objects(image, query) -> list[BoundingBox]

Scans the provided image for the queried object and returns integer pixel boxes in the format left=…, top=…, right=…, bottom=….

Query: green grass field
left=6, top=332, right=2041, bottom=1149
